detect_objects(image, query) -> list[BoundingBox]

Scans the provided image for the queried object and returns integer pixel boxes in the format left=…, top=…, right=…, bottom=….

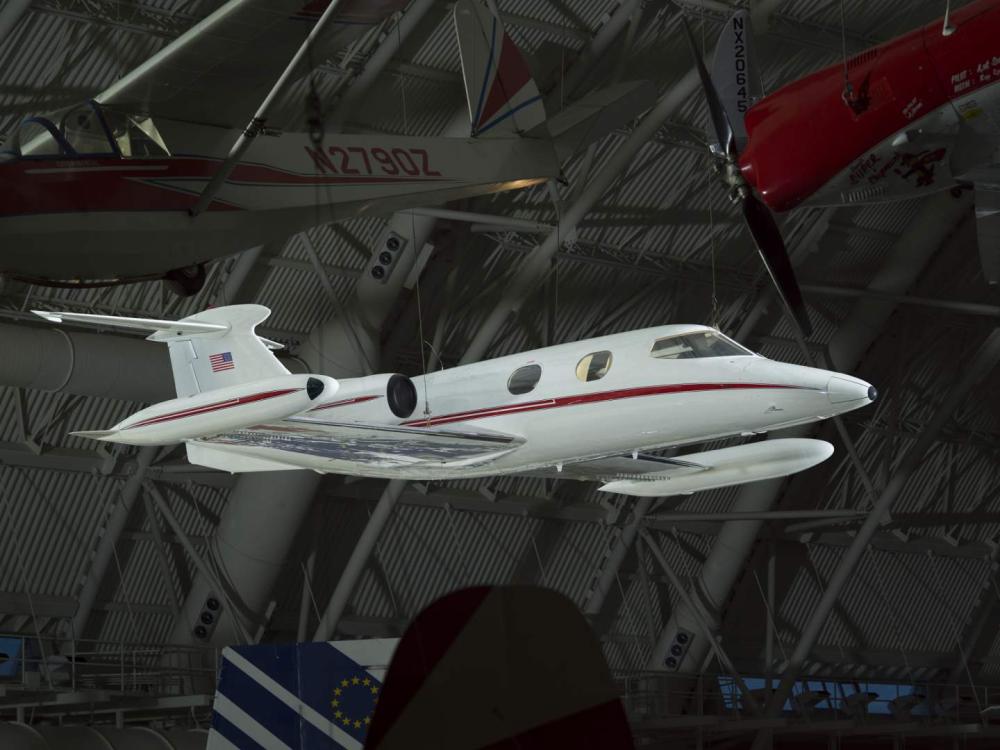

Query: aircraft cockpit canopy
left=5, top=101, right=170, bottom=158
left=650, top=331, right=753, bottom=359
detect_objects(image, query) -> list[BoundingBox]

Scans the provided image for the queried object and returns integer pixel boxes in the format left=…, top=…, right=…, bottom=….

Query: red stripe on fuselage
left=401, top=382, right=806, bottom=428
left=309, top=395, right=381, bottom=411
left=0, top=156, right=445, bottom=217
left=126, top=388, right=302, bottom=429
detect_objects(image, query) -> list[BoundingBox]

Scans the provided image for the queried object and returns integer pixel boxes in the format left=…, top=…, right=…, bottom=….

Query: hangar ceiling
left=0, top=0, right=998, bottom=745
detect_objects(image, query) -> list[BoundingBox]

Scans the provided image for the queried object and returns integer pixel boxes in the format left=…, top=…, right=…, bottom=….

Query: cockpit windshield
left=60, top=103, right=115, bottom=155
left=650, top=331, right=753, bottom=359
left=11, top=101, right=170, bottom=158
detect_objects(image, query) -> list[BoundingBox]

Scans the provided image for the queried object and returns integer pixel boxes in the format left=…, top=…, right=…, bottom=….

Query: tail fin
left=32, top=304, right=288, bottom=397
left=204, top=587, right=632, bottom=750
left=206, top=639, right=398, bottom=750
left=454, top=0, right=547, bottom=137
left=150, top=305, right=287, bottom=397
left=367, top=586, right=633, bottom=749
left=711, top=10, right=763, bottom=152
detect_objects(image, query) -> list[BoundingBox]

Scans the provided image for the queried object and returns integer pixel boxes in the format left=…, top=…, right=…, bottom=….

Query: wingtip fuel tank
left=599, top=438, right=834, bottom=497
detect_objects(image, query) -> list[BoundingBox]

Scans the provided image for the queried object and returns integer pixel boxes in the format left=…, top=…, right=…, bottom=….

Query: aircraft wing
left=188, top=417, right=524, bottom=473
left=534, top=439, right=834, bottom=497
left=97, top=0, right=406, bottom=129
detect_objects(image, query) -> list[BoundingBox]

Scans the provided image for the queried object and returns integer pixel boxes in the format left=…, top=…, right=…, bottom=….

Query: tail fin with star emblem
left=206, top=638, right=398, bottom=750
left=206, top=586, right=633, bottom=750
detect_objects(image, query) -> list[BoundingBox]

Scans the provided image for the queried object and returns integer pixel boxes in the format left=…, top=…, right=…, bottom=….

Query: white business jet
left=33, top=305, right=875, bottom=497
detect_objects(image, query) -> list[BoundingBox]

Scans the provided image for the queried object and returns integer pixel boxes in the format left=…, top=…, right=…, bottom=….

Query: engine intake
left=310, top=373, right=419, bottom=421
left=386, top=373, right=418, bottom=418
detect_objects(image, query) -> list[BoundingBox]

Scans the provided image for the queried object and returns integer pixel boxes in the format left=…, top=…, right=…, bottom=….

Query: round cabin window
left=507, top=364, right=542, bottom=395
left=576, top=351, right=613, bottom=382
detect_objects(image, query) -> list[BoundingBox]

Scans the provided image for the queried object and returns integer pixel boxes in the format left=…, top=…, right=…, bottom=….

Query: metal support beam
left=0, top=0, right=31, bottom=41
left=753, top=329, right=1000, bottom=747
left=141, top=491, right=181, bottom=616
left=555, top=0, right=644, bottom=102
left=313, top=478, right=406, bottom=640
left=583, top=497, right=652, bottom=633
left=66, top=447, right=155, bottom=641
left=802, top=284, right=1000, bottom=318
left=649, top=191, right=973, bottom=673
left=191, top=0, right=346, bottom=215
left=167, top=471, right=319, bottom=646
left=460, top=0, right=786, bottom=364
left=329, top=0, right=438, bottom=129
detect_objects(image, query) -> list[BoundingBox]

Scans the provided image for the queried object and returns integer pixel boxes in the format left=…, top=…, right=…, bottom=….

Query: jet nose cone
left=827, top=376, right=876, bottom=405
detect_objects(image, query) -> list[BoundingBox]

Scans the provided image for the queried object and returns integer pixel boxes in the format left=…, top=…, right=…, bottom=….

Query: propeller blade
left=741, top=195, right=813, bottom=337
left=679, top=14, right=735, bottom=157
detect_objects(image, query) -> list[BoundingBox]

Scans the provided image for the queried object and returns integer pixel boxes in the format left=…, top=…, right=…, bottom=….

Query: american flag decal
left=209, top=352, right=235, bottom=372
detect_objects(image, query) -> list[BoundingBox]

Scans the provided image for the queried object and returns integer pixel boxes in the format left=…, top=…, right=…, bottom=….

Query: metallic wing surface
left=97, top=0, right=406, bottom=128
left=189, top=418, right=525, bottom=475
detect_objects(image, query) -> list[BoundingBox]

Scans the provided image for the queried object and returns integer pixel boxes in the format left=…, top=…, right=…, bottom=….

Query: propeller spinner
left=680, top=15, right=813, bottom=337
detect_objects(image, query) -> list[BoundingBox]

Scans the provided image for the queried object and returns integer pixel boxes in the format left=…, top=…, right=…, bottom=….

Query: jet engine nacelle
left=308, top=373, right=418, bottom=422
left=77, top=374, right=338, bottom=446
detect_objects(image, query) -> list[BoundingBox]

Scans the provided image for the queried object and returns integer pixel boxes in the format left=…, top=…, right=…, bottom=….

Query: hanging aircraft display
left=33, top=304, right=876, bottom=497
left=688, top=0, right=1000, bottom=336
left=0, top=0, right=650, bottom=294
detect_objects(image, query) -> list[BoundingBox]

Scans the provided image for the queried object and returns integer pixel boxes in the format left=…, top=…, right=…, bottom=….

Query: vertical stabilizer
left=711, top=10, right=763, bottom=152
left=454, top=0, right=547, bottom=137
left=206, top=639, right=398, bottom=750
left=147, top=304, right=288, bottom=397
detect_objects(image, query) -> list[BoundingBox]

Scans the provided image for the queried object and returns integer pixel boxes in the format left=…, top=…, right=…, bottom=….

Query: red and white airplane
left=33, top=304, right=876, bottom=497
left=0, top=0, right=646, bottom=293
left=691, top=0, right=1000, bottom=335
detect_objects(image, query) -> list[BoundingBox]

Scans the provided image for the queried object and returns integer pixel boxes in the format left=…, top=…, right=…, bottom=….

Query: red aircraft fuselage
left=739, top=0, right=1000, bottom=212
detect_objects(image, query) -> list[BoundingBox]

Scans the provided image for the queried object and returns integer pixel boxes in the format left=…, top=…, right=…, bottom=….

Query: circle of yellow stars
left=330, top=674, right=379, bottom=731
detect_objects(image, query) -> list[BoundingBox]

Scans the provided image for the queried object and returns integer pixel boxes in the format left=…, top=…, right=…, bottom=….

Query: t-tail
left=454, top=0, right=547, bottom=137
left=31, top=305, right=338, bottom=448
left=710, top=9, right=763, bottom=154
left=205, top=586, right=633, bottom=749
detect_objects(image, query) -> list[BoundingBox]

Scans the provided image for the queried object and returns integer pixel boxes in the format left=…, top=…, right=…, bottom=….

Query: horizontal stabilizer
left=31, top=308, right=285, bottom=349
left=599, top=438, right=833, bottom=497
left=33, top=310, right=228, bottom=336
left=546, top=80, right=656, bottom=162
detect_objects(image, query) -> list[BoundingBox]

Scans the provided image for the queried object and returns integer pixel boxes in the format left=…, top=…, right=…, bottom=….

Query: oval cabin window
left=576, top=351, right=613, bottom=382
left=507, top=364, right=542, bottom=395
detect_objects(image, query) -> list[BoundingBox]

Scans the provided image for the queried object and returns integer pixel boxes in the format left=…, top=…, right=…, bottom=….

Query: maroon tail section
left=364, top=585, right=634, bottom=750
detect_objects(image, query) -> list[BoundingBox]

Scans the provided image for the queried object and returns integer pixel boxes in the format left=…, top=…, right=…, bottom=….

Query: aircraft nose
left=827, top=376, right=876, bottom=405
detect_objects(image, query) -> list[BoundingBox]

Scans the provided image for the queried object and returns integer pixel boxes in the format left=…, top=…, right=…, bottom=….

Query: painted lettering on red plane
left=731, top=16, right=749, bottom=113
left=304, top=145, right=442, bottom=177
